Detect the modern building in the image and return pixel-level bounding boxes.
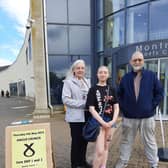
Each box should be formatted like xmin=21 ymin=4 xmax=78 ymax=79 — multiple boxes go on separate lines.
xmin=0 ymin=0 xmax=168 ymax=119
xmin=0 ymin=28 xmax=34 ymax=100
xmin=95 ymin=0 xmax=168 ymax=119
xmin=45 ymin=0 xmax=92 ymax=105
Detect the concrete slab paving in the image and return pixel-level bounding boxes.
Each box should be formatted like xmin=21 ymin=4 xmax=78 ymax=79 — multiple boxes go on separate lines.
xmin=1 ymin=97 xmax=168 ymax=168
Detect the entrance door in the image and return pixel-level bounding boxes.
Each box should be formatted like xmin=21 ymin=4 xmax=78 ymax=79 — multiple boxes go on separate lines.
xmin=145 ymin=59 xmax=168 ymax=120
xmin=117 ymin=58 xmax=168 ymax=119
xmin=160 ymin=59 xmax=168 ymax=119
xmin=117 ymin=64 xmax=128 ymax=84
xmin=144 ymin=59 xmax=158 ymax=73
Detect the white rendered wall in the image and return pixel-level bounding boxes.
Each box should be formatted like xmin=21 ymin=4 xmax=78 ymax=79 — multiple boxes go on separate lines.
xmin=0 ymin=29 xmax=35 ymax=100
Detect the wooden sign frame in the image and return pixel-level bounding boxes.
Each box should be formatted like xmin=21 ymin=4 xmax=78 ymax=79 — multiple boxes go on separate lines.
xmin=5 ymin=122 xmax=53 ymax=168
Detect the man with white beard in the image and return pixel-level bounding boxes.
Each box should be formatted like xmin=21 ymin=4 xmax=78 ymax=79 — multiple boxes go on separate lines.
xmin=115 ymin=51 xmax=163 ymax=168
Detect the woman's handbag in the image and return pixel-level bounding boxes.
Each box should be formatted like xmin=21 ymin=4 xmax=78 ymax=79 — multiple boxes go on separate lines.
xmin=82 ymin=117 xmax=100 ymax=142
xmin=82 ymin=86 xmax=110 ymax=142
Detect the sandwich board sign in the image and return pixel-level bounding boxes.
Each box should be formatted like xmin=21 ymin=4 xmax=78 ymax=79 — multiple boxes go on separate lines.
xmin=5 ymin=122 xmax=53 ymax=168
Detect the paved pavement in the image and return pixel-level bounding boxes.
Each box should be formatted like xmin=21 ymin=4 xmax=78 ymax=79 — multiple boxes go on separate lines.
xmin=0 ymin=97 xmax=34 ymax=168
xmin=1 ymin=97 xmax=168 ymax=168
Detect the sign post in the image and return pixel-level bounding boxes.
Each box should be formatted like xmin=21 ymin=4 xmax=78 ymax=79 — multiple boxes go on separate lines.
xmin=5 ymin=122 xmax=53 ymax=168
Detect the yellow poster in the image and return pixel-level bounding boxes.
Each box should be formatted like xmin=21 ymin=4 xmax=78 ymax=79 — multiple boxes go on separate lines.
xmin=12 ymin=129 xmax=47 ymax=168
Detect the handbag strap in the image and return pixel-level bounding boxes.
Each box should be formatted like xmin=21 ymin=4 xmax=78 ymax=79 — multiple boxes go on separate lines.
xmin=101 ymin=85 xmax=110 ymax=117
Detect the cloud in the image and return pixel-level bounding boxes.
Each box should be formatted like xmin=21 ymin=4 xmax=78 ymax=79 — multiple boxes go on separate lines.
xmin=0 ymin=43 xmax=21 ymax=64
xmin=0 ymin=58 xmax=12 ymax=66
xmin=0 ymin=41 xmax=21 ymax=55
xmin=0 ymin=0 xmax=29 ymax=36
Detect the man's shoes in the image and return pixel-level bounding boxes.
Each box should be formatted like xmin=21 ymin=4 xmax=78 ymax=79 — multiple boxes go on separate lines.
xmin=115 ymin=160 xmax=127 ymax=168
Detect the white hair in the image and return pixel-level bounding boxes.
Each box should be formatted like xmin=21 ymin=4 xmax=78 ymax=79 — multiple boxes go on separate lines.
xmin=131 ymin=51 xmax=144 ymax=60
xmin=66 ymin=59 xmax=86 ymax=79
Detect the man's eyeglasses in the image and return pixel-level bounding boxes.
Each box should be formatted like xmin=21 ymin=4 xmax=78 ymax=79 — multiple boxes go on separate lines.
xmin=132 ymin=58 xmax=143 ymax=62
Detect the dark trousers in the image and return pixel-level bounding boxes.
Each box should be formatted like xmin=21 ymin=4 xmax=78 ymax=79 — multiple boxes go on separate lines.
xmin=69 ymin=122 xmax=88 ymax=167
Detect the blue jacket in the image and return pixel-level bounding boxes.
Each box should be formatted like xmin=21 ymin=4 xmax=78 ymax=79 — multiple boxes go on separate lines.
xmin=118 ymin=69 xmax=163 ymax=119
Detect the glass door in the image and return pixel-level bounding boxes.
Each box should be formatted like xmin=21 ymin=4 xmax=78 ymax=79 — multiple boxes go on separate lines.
xmin=117 ymin=64 xmax=128 ymax=84
xmin=144 ymin=59 xmax=158 ymax=74
xmin=144 ymin=59 xmax=160 ymax=118
xmin=160 ymin=59 xmax=168 ymax=118
xmin=118 ymin=58 xmax=168 ymax=119
xmin=145 ymin=58 xmax=168 ymax=120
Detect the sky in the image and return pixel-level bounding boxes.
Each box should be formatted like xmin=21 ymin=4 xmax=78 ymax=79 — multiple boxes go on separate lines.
xmin=0 ymin=0 xmax=29 ymax=66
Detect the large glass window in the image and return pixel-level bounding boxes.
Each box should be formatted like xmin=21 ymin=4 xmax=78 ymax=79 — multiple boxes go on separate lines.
xmin=105 ymin=12 xmax=125 ymax=48
xmin=47 ymin=25 xmax=68 ymax=54
xmin=127 ymin=0 xmax=147 ymax=6
xmin=99 ymin=53 xmax=105 ymax=66
xmin=150 ymin=0 xmax=168 ymax=40
xmin=49 ymin=55 xmax=90 ymax=104
xmin=102 ymin=57 xmax=112 ymax=83
xmin=28 ymin=35 xmax=32 ymax=61
xmin=126 ymin=4 xmax=148 ymax=44
xmin=46 ymin=0 xmax=67 ymax=23
xmin=105 ymin=16 xmax=112 ymax=48
xmin=49 ymin=55 xmax=71 ymax=105
xmin=80 ymin=56 xmax=91 ymax=78
xmin=26 ymin=48 xmax=28 ymax=64
xmin=105 ymin=0 xmax=125 ymax=16
xmin=104 ymin=57 xmax=112 ymax=75
xmin=49 ymin=55 xmax=90 ymax=78
xmin=9 ymin=83 xmax=18 ymax=96
xmin=18 ymin=81 xmax=26 ymax=96
xmin=96 ymin=0 xmax=103 ymax=20
xmin=97 ymin=21 xmax=104 ymax=52
xmin=49 ymin=56 xmax=74 ymax=78
xmin=69 ymin=26 xmax=91 ymax=55
xmin=68 ymin=0 xmax=90 ymax=24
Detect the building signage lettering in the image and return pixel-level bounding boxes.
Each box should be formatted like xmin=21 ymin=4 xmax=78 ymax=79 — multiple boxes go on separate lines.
xmin=136 ymin=41 xmax=168 ymax=58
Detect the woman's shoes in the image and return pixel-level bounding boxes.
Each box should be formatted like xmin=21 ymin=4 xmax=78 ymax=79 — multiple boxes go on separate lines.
xmin=84 ymin=162 xmax=92 ymax=168
xmin=72 ymin=162 xmax=92 ymax=168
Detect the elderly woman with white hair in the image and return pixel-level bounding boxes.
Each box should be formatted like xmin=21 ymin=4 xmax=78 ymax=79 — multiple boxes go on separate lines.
xmin=62 ymin=59 xmax=91 ymax=168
